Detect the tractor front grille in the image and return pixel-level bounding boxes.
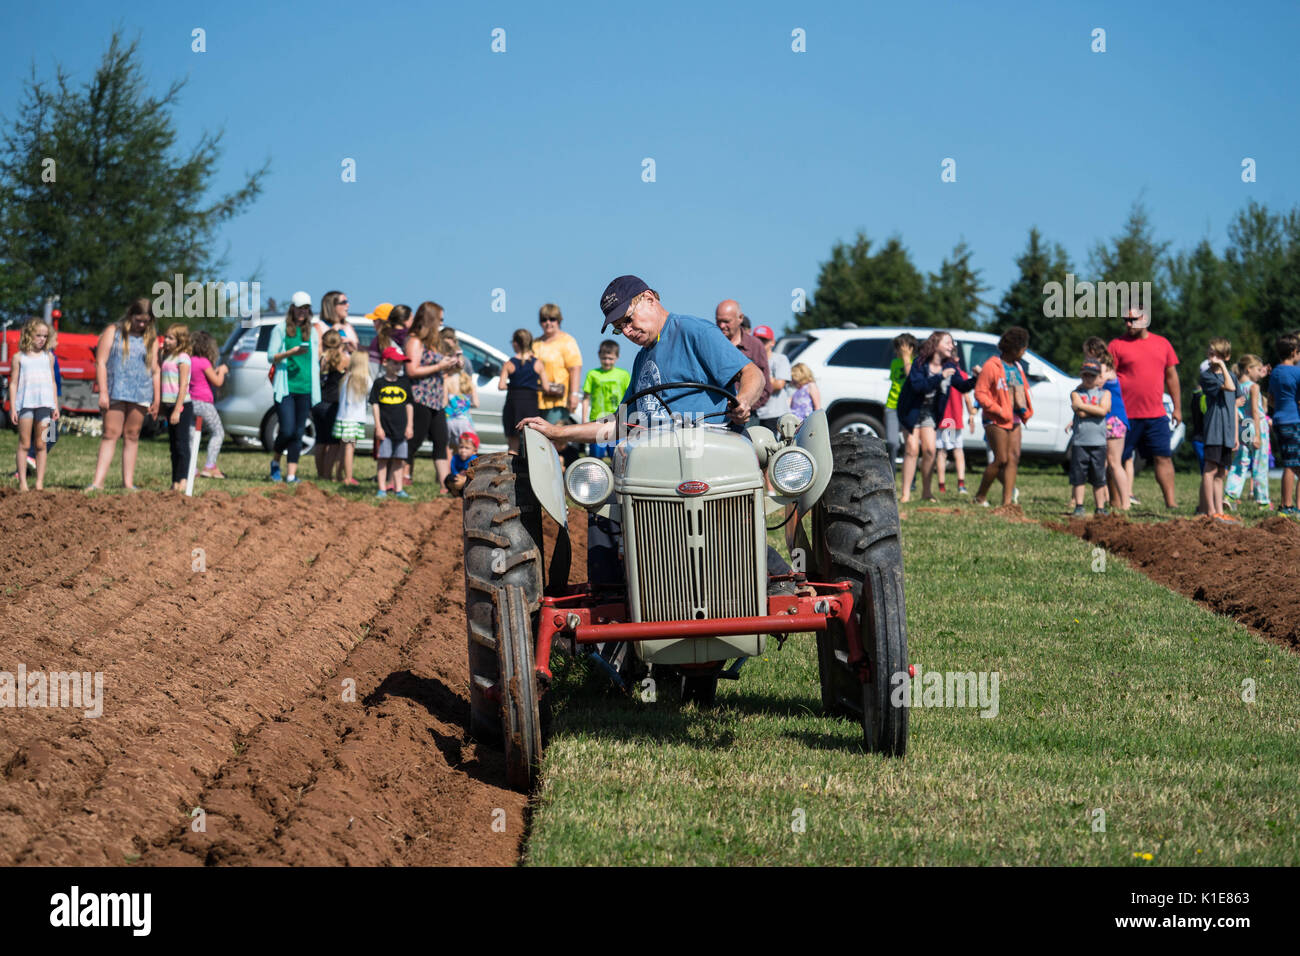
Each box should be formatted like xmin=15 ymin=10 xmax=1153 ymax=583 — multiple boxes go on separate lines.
xmin=629 ymin=492 xmax=760 ymax=622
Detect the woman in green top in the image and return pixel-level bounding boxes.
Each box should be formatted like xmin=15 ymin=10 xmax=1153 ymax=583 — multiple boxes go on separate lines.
xmin=267 ymin=293 xmax=322 ymax=483
xmin=885 ymin=333 xmax=917 ymax=472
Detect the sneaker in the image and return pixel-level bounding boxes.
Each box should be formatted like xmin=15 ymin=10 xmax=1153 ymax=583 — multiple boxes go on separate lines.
xmin=1129 ymin=494 xmax=1142 ymax=507
xmin=938 ymin=483 xmax=947 ymax=493
xmin=285 ymin=475 xmax=300 ymax=485
xmin=375 ymin=489 xmax=387 ymax=499
xmin=1218 ymin=513 xmax=1240 ymax=523
xmin=1072 ymin=505 xmax=1086 ymax=517
xmin=958 ymin=483 xmax=968 ymax=494
xmin=1012 ymin=487 xmax=1020 ymax=504
xmin=394 ymin=490 xmax=411 ymax=499
xmin=1095 ymin=506 xmax=1109 ymax=517
xmin=342 ymin=478 xmax=361 ymax=487
xmin=1224 ymin=496 xmax=1238 ymax=512
xmin=974 ymin=498 xmax=990 ymax=508
xmin=269 ymin=461 xmax=282 ymax=482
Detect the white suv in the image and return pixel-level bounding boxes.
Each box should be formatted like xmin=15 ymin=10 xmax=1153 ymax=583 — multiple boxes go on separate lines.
xmin=215 ymin=317 xmax=509 ymax=453
xmin=776 ymin=327 xmax=1184 ymax=460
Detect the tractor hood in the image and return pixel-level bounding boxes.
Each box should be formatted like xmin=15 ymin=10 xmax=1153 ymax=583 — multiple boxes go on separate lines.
xmin=614 ymin=424 xmax=762 ymax=497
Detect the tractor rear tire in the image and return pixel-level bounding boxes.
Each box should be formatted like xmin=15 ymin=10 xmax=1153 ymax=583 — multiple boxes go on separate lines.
xmin=462 ymin=452 xmax=546 ymax=791
xmin=811 ymin=432 xmax=909 ymax=756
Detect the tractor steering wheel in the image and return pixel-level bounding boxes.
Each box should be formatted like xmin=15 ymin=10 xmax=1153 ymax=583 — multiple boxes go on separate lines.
xmin=621 ymin=381 xmax=739 ymax=424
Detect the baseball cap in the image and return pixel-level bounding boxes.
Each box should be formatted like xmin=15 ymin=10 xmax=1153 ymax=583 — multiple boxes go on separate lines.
xmin=291 ymin=291 xmax=312 ymax=309
xmin=1081 ymin=360 xmax=1101 ymax=375
xmin=599 ymin=275 xmax=650 ymax=331
xmin=459 ymin=431 xmax=480 ymax=450
xmin=381 ymin=346 xmax=407 ymax=363
xmin=753 ymin=325 xmax=775 ymax=341
xmin=366 ymin=302 xmax=394 ymax=322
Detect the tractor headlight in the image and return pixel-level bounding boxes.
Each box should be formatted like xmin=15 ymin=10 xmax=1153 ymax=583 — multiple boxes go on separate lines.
xmin=565 ymin=457 xmax=614 ymax=508
xmin=768 ymin=447 xmax=815 ymax=496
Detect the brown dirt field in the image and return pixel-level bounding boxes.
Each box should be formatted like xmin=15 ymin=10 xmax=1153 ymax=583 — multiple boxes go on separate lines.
xmin=0 ymin=484 xmax=587 ymax=866
xmin=1059 ymin=514 xmax=1300 ymax=652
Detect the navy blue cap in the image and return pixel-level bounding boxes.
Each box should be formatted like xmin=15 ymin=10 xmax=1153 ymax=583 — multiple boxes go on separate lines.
xmin=599 ymin=275 xmax=650 ymax=331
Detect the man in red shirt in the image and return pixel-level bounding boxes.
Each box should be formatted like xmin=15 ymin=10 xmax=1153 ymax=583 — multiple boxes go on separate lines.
xmin=715 ymin=299 xmax=772 ymax=413
xmin=1108 ymin=308 xmax=1182 ymax=509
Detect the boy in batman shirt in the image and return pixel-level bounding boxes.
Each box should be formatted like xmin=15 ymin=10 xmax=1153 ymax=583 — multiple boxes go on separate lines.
xmin=371 ymin=346 xmax=415 ymax=498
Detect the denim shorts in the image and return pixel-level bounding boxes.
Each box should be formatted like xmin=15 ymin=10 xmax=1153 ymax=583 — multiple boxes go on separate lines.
xmin=1275 ymin=421 xmax=1300 ymax=469
xmin=377 ymin=437 xmax=409 ymax=460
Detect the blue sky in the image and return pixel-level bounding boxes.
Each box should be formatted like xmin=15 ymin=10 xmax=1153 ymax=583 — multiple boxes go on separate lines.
xmin=2 ymin=0 xmax=1297 ymax=361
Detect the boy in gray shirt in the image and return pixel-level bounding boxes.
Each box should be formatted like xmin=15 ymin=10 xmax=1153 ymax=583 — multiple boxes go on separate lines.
xmin=1069 ymin=360 xmax=1113 ymax=516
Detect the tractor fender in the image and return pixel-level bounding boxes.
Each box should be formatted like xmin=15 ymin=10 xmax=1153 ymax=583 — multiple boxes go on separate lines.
xmin=794 ymin=409 xmax=832 ymax=519
xmin=523 ymin=426 xmax=568 ymax=528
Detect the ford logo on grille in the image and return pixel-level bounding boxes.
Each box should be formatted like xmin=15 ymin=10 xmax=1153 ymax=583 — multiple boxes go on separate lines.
xmin=677 ymin=480 xmax=709 ymax=496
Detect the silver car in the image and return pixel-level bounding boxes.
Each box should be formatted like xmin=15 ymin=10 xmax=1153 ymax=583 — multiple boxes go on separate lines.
xmin=215 ymin=316 xmax=509 ymax=453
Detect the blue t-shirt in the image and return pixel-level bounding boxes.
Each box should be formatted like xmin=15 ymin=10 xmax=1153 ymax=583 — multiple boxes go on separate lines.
xmin=450 ymin=452 xmax=478 ymax=477
xmin=621 ymin=313 xmax=750 ymax=423
xmin=1269 ymin=364 xmax=1300 ymax=425
xmin=1102 ymin=377 xmax=1127 ymax=426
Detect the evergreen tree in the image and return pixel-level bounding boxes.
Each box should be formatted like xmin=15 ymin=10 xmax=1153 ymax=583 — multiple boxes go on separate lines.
xmin=794 ymin=232 xmax=925 ymax=331
xmin=0 ymin=31 xmax=268 ymax=329
xmin=1088 ymin=199 xmax=1173 ymax=337
xmin=1226 ymin=200 xmax=1300 ymax=356
xmin=925 ymin=240 xmax=988 ymax=331
xmin=1167 ymin=239 xmax=1249 ymax=365
xmin=990 ymin=227 xmax=1075 ymax=369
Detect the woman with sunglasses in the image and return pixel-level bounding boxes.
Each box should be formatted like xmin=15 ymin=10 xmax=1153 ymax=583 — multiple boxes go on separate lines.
xmin=319 ymin=290 xmax=359 ymax=352
xmin=267 ymin=291 xmax=321 ymax=483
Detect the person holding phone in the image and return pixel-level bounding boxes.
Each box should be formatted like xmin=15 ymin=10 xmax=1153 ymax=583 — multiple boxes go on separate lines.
xmin=267 ymin=291 xmax=321 ymax=483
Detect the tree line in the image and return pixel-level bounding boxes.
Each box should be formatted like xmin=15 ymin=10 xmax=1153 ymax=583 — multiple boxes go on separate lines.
xmin=794 ymin=199 xmax=1300 ymax=382
xmin=0 ymin=32 xmax=266 ymax=333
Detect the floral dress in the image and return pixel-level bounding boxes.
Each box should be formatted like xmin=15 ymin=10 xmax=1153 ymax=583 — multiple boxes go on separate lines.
xmin=790 ymin=384 xmax=814 ymax=422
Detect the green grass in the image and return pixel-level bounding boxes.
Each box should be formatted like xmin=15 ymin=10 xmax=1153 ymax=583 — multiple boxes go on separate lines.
xmin=11 ymin=427 xmax=1297 ymax=863
xmin=950 ymin=454 xmax=1285 ymax=526
xmin=0 ymin=426 xmax=453 ymax=503
xmin=525 ymin=469 xmax=1300 ymax=866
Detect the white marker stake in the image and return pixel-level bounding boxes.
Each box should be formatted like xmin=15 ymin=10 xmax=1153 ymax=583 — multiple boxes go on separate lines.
xmin=185 ymin=422 xmax=202 ymax=496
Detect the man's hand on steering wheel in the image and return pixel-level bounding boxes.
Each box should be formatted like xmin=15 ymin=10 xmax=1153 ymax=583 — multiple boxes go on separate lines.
xmin=621 ymin=381 xmax=740 ymax=426
xmin=727 ymin=397 xmax=752 ymax=425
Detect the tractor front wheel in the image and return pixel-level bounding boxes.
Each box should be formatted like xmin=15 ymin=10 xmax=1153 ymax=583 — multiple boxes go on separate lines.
xmin=811 ymin=432 xmax=909 ymax=756
xmin=462 ymin=452 xmax=546 ymax=791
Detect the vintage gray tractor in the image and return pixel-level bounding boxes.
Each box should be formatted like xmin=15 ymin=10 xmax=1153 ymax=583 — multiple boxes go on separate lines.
xmin=461 ymin=382 xmax=909 ymax=790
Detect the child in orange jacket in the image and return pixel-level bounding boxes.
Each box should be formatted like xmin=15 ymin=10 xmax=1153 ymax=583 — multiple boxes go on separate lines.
xmin=973 ymin=327 xmax=1033 ymax=507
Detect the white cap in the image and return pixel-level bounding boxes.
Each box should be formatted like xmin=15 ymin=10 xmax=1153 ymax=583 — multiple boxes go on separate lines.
xmin=291 ymin=290 xmax=312 ymax=309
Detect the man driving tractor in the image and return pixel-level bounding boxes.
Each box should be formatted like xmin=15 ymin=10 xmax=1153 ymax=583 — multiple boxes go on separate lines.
xmin=515 ymin=274 xmax=788 ymax=590
xmin=514 ymin=275 xmax=766 ymax=443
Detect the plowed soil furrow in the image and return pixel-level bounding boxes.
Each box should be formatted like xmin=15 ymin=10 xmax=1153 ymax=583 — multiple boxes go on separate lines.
xmin=1057 ymin=513 xmax=1300 ymax=651
xmin=0 ymin=486 xmax=533 ymax=867
xmin=13 ymin=505 xmax=439 ymax=865
xmin=0 ymin=492 xmax=140 ymax=589
xmin=0 ymin=495 xmax=374 ymax=844
xmin=145 ymin=522 xmax=526 ymax=866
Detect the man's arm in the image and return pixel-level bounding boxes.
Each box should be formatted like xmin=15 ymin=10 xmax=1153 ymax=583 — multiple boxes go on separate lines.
xmin=1164 ymin=365 xmax=1181 ymax=424
xmin=730 ymin=362 xmax=764 ymax=423
xmin=519 ymin=413 xmax=617 ymax=445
